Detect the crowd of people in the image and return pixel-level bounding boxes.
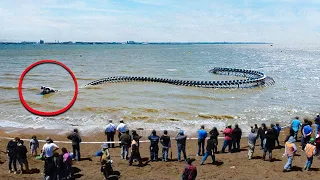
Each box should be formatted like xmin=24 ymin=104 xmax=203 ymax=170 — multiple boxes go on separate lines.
xmin=3 ymin=115 xmax=320 ymax=179
xmin=5 ymin=130 xmax=79 ymax=180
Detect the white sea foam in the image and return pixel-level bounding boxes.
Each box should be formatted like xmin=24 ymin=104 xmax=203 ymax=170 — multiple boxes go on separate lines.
xmin=166 ymin=69 xmax=177 ymax=72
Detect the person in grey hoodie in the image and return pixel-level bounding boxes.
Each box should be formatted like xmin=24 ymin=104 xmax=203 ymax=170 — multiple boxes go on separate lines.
xmin=248 ymin=129 xmax=258 ymax=160
xmin=67 ymin=129 xmax=82 ymax=161
xmin=175 ymin=130 xmax=187 ymax=162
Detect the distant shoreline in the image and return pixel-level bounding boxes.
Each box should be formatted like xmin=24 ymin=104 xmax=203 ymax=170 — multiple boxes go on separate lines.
xmin=0 ymin=41 xmax=272 ymax=45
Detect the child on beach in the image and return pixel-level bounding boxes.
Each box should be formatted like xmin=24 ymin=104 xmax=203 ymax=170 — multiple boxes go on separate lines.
xmin=283 ymin=136 xmax=297 ymax=172
xmin=304 ymin=138 xmax=317 ymax=171
xmin=30 ymin=135 xmax=39 ymax=156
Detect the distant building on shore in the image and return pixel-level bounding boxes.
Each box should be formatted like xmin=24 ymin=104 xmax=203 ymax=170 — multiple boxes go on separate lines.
xmin=21 ymin=41 xmax=36 ymax=44
xmin=39 ymin=39 xmax=44 ymax=44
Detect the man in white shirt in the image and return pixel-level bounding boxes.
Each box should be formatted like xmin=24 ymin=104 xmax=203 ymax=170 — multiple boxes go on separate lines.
xmin=105 ymin=120 xmax=116 ymax=148
xmin=116 ymin=120 xmax=127 ymax=147
xmin=42 ymin=137 xmax=59 ymax=179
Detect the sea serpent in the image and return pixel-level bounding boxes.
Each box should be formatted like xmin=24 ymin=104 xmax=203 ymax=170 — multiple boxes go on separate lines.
xmin=84 ymin=67 xmax=275 ymax=88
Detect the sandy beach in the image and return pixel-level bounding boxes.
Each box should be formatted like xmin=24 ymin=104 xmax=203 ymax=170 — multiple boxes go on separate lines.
xmin=0 ymin=127 xmax=320 ymax=180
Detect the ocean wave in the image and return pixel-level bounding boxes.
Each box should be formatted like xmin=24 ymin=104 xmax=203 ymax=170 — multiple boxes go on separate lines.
xmin=76 ymin=77 xmax=96 ymax=81
xmin=78 ymin=107 xmax=124 ymax=113
xmin=166 ymin=69 xmax=177 ymax=72
xmin=3 ymin=73 xmax=18 ymax=76
xmin=198 ymin=113 xmax=236 ymax=119
xmin=1 ymin=77 xmax=19 ymax=80
xmin=0 ymin=85 xmax=18 ymax=90
xmin=83 ymin=85 xmax=103 ymax=89
xmin=0 ymin=86 xmax=39 ymax=91
xmin=1 ymin=99 xmax=23 ymax=105
xmin=25 ymin=74 xmax=42 ymax=77
xmin=173 ymin=94 xmax=224 ymax=101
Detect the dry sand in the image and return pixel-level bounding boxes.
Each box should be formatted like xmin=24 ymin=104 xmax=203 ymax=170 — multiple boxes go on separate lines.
xmin=0 ymin=127 xmax=320 ymax=180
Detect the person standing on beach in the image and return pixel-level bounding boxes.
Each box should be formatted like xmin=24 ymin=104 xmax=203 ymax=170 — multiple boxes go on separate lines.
xmin=67 ymin=129 xmax=82 ymax=161
xmin=221 ymin=125 xmax=232 ymax=153
xmin=105 ymin=120 xmax=116 ymax=148
xmin=263 ymin=124 xmax=277 ymax=161
xmin=132 ymin=130 xmax=142 ymax=147
xmin=258 ymin=123 xmax=268 ymax=150
xmin=248 ymin=129 xmax=258 ymax=160
xmin=232 ymin=124 xmax=242 ymax=152
xmin=315 ymin=115 xmax=320 ymax=135
xmin=148 ymin=130 xmax=160 ymax=161
xmin=291 ymin=116 xmax=301 ymax=141
xmin=60 ymin=147 xmax=73 ymax=179
xmin=16 ymin=140 xmax=29 ymax=173
xmin=304 ymin=138 xmax=317 ymax=171
xmin=209 ymin=127 xmax=219 ymax=153
xmin=42 ymin=137 xmax=59 ymax=179
xmin=254 ymin=124 xmax=259 ymax=133
xmin=302 ymin=121 xmax=313 ymax=150
xmin=274 ymin=123 xmax=282 ymax=148
xmin=182 ymin=158 xmax=197 ymax=180
xmin=117 ymin=120 xmax=127 ymax=147
xmin=119 ymin=129 xmax=131 ymax=159
xmin=175 ymin=130 xmax=187 ymax=162
xmin=197 ymin=125 xmax=207 ymax=156
xmin=300 ymin=119 xmax=309 ymax=148
xmin=30 ymin=135 xmax=39 ymax=156
xmin=283 ymin=136 xmax=297 ymax=172
xmin=160 ymin=130 xmax=171 ymax=162
xmin=7 ymin=137 xmax=19 ymax=174
xmin=129 ymin=137 xmax=143 ymax=166
xmin=200 ymin=135 xmax=216 ymax=165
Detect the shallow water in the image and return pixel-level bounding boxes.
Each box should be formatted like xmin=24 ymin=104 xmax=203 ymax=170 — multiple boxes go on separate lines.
xmin=0 ymin=44 xmax=319 ymax=135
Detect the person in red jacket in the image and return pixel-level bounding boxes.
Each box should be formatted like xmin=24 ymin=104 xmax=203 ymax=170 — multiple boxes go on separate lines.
xmin=182 ymin=158 xmax=197 ymax=180
xmin=221 ymin=125 xmax=233 ymax=153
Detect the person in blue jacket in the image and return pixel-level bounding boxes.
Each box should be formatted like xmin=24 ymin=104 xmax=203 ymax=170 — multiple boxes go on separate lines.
xmin=148 ymin=130 xmax=160 ymax=161
xmin=274 ymin=123 xmax=282 ymax=148
xmin=197 ymin=125 xmax=207 ymax=156
xmin=291 ymin=117 xmax=301 ymax=141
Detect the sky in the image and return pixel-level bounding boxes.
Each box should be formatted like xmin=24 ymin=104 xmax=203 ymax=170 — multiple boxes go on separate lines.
xmin=0 ymin=0 xmax=320 ymax=44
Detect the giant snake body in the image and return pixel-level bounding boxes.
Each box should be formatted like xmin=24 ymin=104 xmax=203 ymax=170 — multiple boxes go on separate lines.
xmin=84 ymin=67 xmax=275 ymax=89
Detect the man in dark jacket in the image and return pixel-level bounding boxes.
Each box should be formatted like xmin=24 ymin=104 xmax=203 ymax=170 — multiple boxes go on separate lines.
xmin=258 ymin=123 xmax=268 ymax=150
xmin=263 ymin=124 xmax=277 ymax=161
xmin=119 ymin=129 xmax=131 ymax=159
xmin=232 ymin=124 xmax=242 ymax=152
xmin=200 ymin=135 xmax=216 ymax=165
xmin=7 ymin=137 xmax=19 ymax=174
xmin=160 ymin=130 xmax=171 ymax=162
xmin=67 ymin=129 xmax=82 ymax=161
xmin=148 ymin=130 xmax=160 ymax=161
xmin=209 ymin=127 xmax=219 ymax=153
xmin=175 ymin=130 xmax=187 ymax=162
xmin=16 ymin=140 xmax=29 ymax=173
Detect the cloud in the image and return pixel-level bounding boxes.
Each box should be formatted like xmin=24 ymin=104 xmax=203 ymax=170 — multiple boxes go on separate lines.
xmin=0 ymin=0 xmax=319 ymax=43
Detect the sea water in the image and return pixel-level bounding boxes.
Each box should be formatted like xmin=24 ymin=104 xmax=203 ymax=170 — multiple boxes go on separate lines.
xmin=0 ymin=44 xmax=319 ymax=135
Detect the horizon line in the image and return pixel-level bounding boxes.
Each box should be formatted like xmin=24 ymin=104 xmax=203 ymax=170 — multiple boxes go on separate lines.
xmin=0 ymin=40 xmax=273 ymax=44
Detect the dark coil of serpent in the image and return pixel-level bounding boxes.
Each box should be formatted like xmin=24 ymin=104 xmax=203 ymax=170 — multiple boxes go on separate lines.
xmin=84 ymin=67 xmax=275 ymax=88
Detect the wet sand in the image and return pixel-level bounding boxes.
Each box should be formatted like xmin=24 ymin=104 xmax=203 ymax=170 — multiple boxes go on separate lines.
xmin=0 ymin=128 xmax=320 ymax=180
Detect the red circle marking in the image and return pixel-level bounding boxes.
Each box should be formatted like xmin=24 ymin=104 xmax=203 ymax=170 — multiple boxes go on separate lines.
xmin=18 ymin=60 xmax=78 ymax=116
